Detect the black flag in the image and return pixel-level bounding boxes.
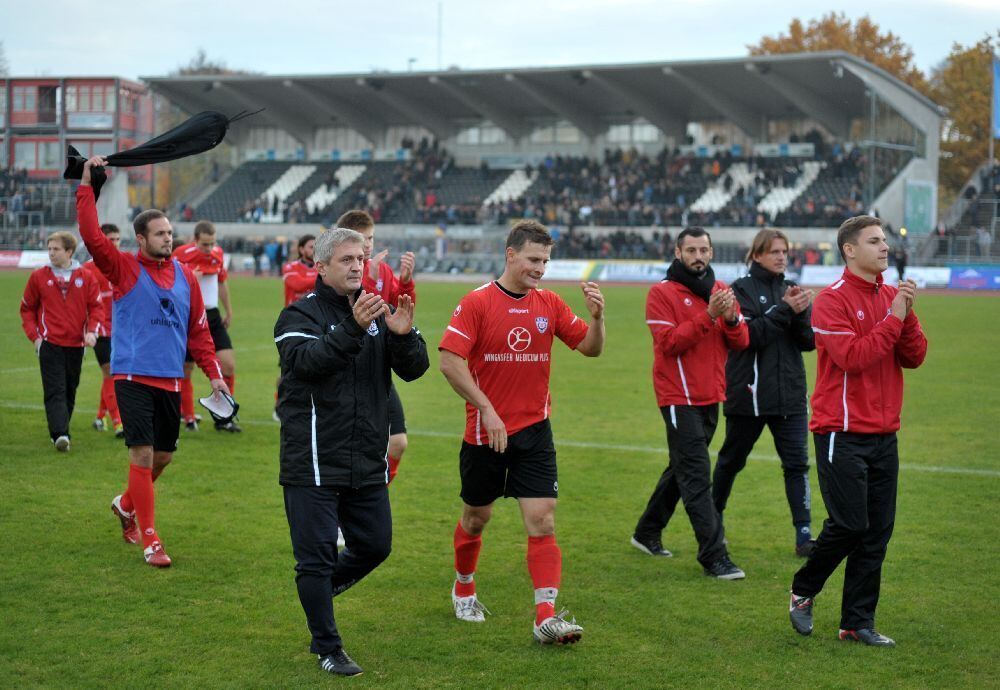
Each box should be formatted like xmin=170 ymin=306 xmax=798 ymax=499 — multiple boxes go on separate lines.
xmin=63 ymin=110 xmax=260 ymax=199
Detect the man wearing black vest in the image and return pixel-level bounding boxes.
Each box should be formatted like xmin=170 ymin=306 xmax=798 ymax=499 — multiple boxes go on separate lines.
xmin=712 ymin=229 xmax=817 ymax=556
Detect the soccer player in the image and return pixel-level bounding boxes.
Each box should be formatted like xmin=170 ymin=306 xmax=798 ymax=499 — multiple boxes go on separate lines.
xmin=712 ymin=228 xmax=817 ymax=557
xmin=438 ymin=220 xmax=605 ymax=645
xmin=275 ymin=233 xmax=318 ymax=421
xmin=282 ymin=234 xmax=317 ymax=306
xmin=173 ymin=221 xmax=238 ymax=432
xmin=336 ymin=210 xmax=415 ymax=484
xmin=20 ymin=231 xmax=101 ymax=451
xmin=788 ymin=216 xmax=927 ymax=647
xmin=274 ymin=228 xmax=429 ymax=677
xmin=630 ymin=227 xmax=749 ymax=579
xmin=77 ymin=155 xmax=228 ymax=568
xmin=84 ymin=223 xmax=124 ymax=437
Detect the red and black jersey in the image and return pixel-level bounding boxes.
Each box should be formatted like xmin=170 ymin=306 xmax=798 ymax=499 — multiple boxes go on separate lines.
xmin=809 ymin=269 xmax=927 ymax=435
xmin=83 ymin=259 xmax=114 ymax=336
xmin=439 ymin=281 xmax=588 ymax=444
xmin=20 ymin=263 xmax=102 ymax=347
xmin=282 ymin=259 xmax=318 ymax=306
xmin=645 ymin=278 xmax=749 ymax=407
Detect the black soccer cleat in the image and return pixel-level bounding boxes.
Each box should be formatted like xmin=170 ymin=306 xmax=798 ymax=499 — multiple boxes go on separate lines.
xmin=789 ymin=593 xmax=814 ymax=635
xmin=703 ymin=556 xmax=745 ymax=580
xmin=630 ymin=534 xmax=673 ymax=557
xmin=214 ymin=420 xmax=242 ymax=433
xmin=318 ymin=648 xmax=363 ymax=676
xmin=795 ymin=539 xmax=817 ymax=558
xmin=839 ymin=628 xmax=896 ymax=647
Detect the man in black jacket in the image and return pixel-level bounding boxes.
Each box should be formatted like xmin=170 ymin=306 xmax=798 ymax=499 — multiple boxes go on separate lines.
xmin=712 ymin=229 xmax=817 ymax=556
xmin=274 ymin=227 xmax=429 ymax=678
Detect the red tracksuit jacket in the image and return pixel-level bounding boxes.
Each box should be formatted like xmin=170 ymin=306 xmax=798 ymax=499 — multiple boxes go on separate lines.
xmin=363 ymin=260 xmax=415 ymax=306
xmin=20 ymin=264 xmax=102 ymax=347
xmin=809 ymin=269 xmax=928 ymax=435
xmin=647 ymin=278 xmax=750 ymax=407
xmin=83 ymin=259 xmax=113 ymax=336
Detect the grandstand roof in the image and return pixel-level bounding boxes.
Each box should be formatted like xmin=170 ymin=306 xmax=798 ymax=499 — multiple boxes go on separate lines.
xmin=144 ymin=51 xmax=942 ymax=144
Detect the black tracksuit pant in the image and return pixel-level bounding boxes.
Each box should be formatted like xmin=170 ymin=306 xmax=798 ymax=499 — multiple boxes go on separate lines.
xmin=792 ymin=432 xmax=898 ymax=631
xmin=283 ymin=483 xmax=392 ymax=655
xmin=38 ymin=341 xmax=84 ymax=441
xmin=712 ymin=414 xmax=811 ymax=528
xmin=634 ymin=404 xmax=727 ymax=568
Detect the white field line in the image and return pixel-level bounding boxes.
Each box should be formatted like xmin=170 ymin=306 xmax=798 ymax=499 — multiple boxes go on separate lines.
xmin=2 ymin=400 xmax=996 ymax=479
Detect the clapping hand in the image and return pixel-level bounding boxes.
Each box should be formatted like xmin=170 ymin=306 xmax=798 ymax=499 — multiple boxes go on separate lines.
xmin=782 ymin=285 xmax=812 ymax=314
xmin=352 ymin=291 xmax=388 ymax=329
xmin=399 ymin=251 xmax=416 ymax=283
xmin=368 ymin=249 xmax=388 ymax=282
xmin=580 ymin=281 xmax=605 ymax=319
xmin=385 ymin=295 xmax=415 ymax=335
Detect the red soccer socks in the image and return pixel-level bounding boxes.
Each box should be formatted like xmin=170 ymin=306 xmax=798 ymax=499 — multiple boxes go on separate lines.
xmin=454 ymin=521 xmax=482 ymax=597
xmin=387 ymin=456 xmax=401 ymax=484
xmin=126 ymin=464 xmax=157 ymax=548
xmin=180 ymin=375 xmax=195 ymax=422
xmin=527 ymin=534 xmax=562 ymax=625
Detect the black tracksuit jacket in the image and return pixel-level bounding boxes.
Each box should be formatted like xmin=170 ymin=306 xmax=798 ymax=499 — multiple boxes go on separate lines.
xmin=723 ymin=262 xmax=815 ymax=417
xmin=274 ymin=278 xmax=429 ymax=488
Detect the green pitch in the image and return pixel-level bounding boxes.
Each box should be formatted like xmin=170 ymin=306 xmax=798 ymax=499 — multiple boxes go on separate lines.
xmin=1 ymin=272 xmax=997 ymax=688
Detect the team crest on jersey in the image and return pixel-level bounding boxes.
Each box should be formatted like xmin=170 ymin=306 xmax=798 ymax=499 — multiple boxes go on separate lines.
xmin=535 ymin=316 xmax=549 ymax=333
xmin=75 ymin=278 xmax=84 ymax=288
xmin=684 ymin=297 xmax=693 ymax=306
xmin=367 ymin=320 xmax=379 ymax=336
xmin=856 ymin=310 xmax=865 ymax=320
xmin=453 ymin=304 xmax=462 ymax=316
xmin=376 ymin=279 xmax=384 ymax=292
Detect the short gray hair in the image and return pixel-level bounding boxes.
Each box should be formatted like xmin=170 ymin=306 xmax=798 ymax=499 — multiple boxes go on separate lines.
xmin=315 ymin=227 xmax=364 ymax=264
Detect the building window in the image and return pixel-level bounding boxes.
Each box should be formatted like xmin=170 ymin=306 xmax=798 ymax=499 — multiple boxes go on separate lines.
xmin=39 ymin=141 xmax=61 ymax=170
xmin=633 ymin=122 xmax=660 ymax=143
xmin=529 ymin=125 xmax=555 ymax=144
xmin=0 ymin=86 xmax=6 ymax=114
xmin=66 ymin=85 xmax=77 ymax=111
xmin=92 ymin=141 xmax=114 ymax=157
xmin=13 ymin=86 xmax=38 ymax=112
xmin=105 ymin=86 xmax=117 ymax=112
xmin=555 ymin=122 xmax=580 ymax=144
xmin=14 ymin=141 xmax=37 ymax=169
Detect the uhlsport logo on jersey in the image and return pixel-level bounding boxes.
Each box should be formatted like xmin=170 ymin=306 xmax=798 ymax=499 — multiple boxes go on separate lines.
xmin=507 ymin=327 xmax=531 ymax=352
xmin=535 ymin=316 xmax=549 ymax=333
xmin=856 ymin=310 xmax=865 ymax=320
xmin=759 ymin=295 xmax=767 ymax=303
xmin=684 ymin=297 xmax=693 ymax=306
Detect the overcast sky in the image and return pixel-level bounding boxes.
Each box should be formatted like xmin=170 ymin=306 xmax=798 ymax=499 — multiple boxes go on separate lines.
xmin=3 ymin=0 xmax=998 ymax=81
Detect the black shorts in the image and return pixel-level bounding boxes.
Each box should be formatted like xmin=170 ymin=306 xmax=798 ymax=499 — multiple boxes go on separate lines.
xmin=459 ymin=419 xmax=557 ymax=506
xmin=388 ymin=382 xmax=406 ymax=435
xmin=115 ymin=380 xmax=181 ymax=452
xmin=186 ymin=308 xmax=232 ymax=362
xmin=93 ymin=336 xmax=112 ymax=366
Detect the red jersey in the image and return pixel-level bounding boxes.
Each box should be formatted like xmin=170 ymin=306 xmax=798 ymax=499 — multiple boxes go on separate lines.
xmin=20 ymin=263 xmax=102 ymax=347
xmin=363 ymin=260 xmax=415 ymax=307
xmin=809 ymin=269 xmax=927 ymax=435
xmin=439 ymin=281 xmax=589 ymax=444
xmin=76 ymin=186 xmax=221 ymax=392
xmin=173 ymin=243 xmax=228 ymax=310
xmin=282 ymin=259 xmax=318 ymax=306
xmin=83 ymin=259 xmax=113 ymax=336
xmin=646 ymin=278 xmax=749 ymax=407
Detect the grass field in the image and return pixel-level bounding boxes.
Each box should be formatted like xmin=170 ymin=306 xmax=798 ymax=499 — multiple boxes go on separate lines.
xmin=1 ymin=270 xmax=998 ymax=688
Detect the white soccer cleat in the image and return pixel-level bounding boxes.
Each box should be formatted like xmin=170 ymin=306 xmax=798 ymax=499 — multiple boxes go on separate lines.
xmin=54 ymin=435 xmax=70 ymax=452
xmin=336 ymin=527 xmax=346 ymax=549
xmin=533 ymin=609 xmax=583 ymax=645
xmin=452 ymin=584 xmax=491 ymax=622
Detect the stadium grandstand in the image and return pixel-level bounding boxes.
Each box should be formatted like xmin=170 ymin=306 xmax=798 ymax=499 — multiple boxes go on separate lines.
xmin=4 ymin=52 xmax=998 ymax=274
